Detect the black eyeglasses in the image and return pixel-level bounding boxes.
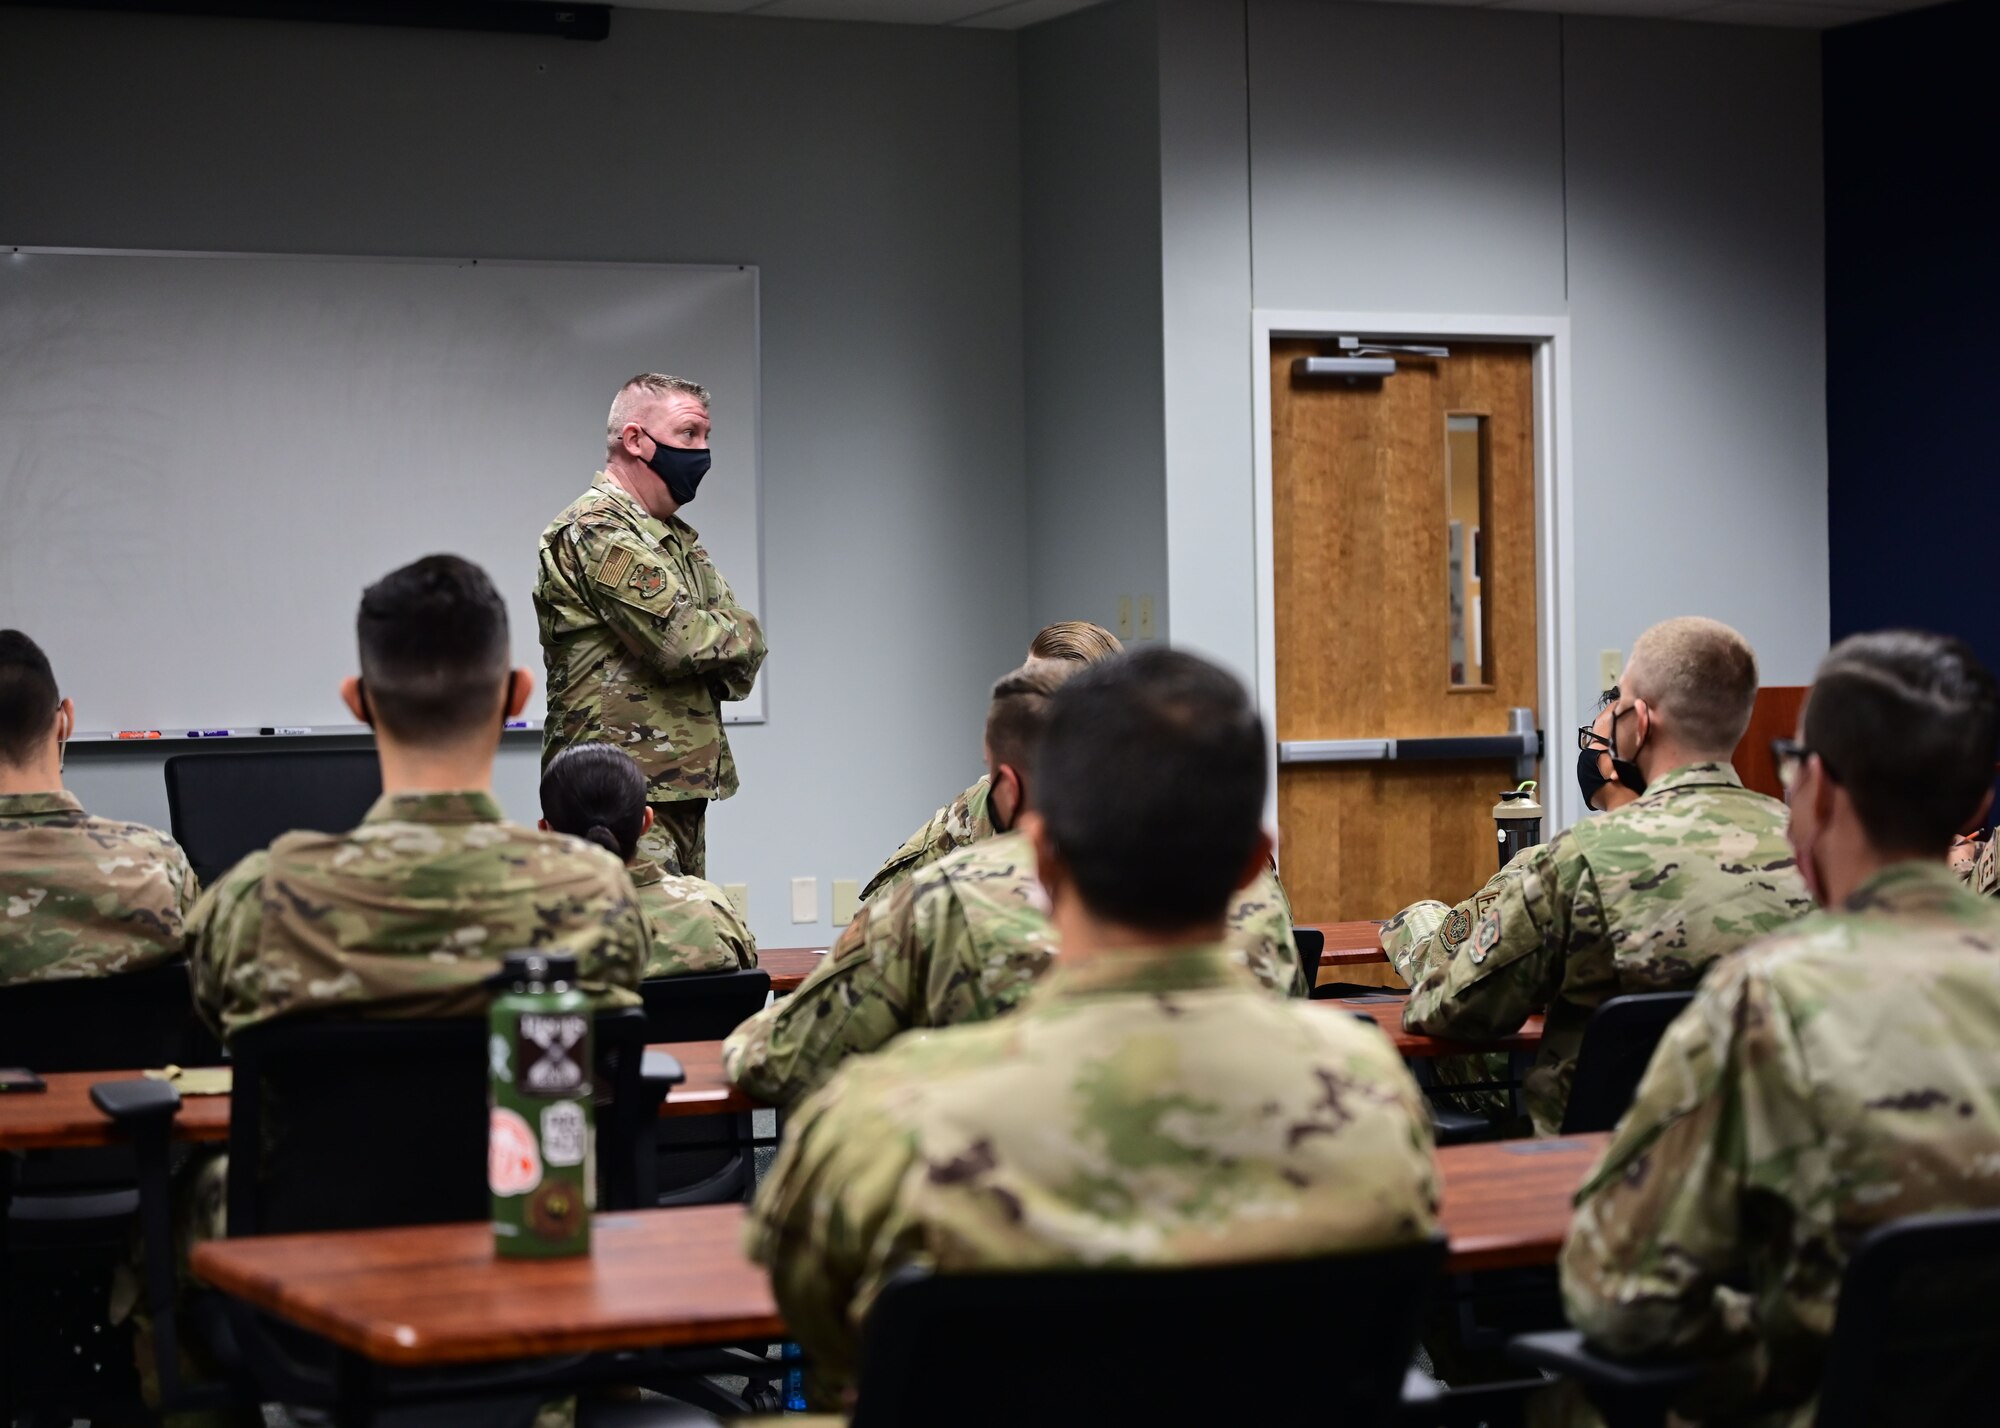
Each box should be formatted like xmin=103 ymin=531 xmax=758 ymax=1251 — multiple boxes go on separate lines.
xmin=1577 ymin=687 xmax=1620 ymax=753
xmin=1771 ymin=738 xmax=1838 ymax=792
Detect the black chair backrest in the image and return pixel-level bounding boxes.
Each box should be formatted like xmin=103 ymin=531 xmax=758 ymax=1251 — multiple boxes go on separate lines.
xmin=1558 ymin=991 xmax=1695 ymax=1135
xmin=0 ymin=960 xmax=219 ymax=1071
xmin=225 ymin=1007 xmax=650 ymax=1238
xmin=638 ymin=967 xmax=772 ymax=1043
xmin=164 ymin=750 xmax=381 ymax=887
xmin=850 ymin=1239 xmax=1445 ymax=1428
xmin=1817 ymin=1209 xmax=2000 ymax=1428
xmin=1292 ymin=927 xmax=1325 ymax=996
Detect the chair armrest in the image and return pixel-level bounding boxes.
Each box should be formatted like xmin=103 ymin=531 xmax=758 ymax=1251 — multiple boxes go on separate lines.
xmin=642 ymin=1050 xmax=687 ymax=1091
xmin=91 ymin=1078 xmax=182 ymax=1126
xmin=1508 ymin=1328 xmax=1703 ymax=1393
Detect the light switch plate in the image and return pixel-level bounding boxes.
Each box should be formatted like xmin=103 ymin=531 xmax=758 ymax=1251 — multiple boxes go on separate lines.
xmin=723 ymin=883 xmax=749 ymax=920
xmin=1138 ymin=596 xmax=1155 ymax=640
xmin=1117 ymin=596 xmax=1133 ymax=639
xmin=831 ymin=879 xmax=861 ymax=927
xmin=1598 ymin=649 xmax=1623 ymax=694
xmin=790 ymin=876 xmax=818 ymax=924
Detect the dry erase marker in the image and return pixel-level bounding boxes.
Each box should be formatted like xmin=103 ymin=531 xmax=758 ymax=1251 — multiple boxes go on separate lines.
xmin=504 ymin=720 xmax=531 ymax=730
xmin=115 ymin=730 xmax=162 ymax=740
xmin=259 ymin=726 xmax=315 ymax=736
xmin=186 ymin=729 xmax=234 ymax=738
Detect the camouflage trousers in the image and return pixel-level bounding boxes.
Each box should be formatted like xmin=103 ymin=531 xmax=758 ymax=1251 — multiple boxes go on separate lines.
xmin=642 ymin=799 xmax=708 ymax=879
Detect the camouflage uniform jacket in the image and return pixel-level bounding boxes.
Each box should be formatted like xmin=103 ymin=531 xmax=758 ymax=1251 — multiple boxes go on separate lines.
xmin=859 ymin=776 xmax=992 ymax=902
xmin=746 ymin=944 xmax=1440 ymax=1407
xmin=1561 ymin=861 xmax=2000 ymax=1427
xmin=724 ymin=830 xmax=1303 ymax=1110
xmin=1958 ymin=834 xmax=1998 ymax=896
xmin=187 ymin=791 xmax=647 ymax=1042
xmin=1383 ymin=763 xmax=1812 ymax=1135
xmin=632 ymin=859 xmax=758 ymax=978
xmin=535 ymin=472 xmax=767 ymax=803
xmin=0 ymin=791 xmax=199 ymax=985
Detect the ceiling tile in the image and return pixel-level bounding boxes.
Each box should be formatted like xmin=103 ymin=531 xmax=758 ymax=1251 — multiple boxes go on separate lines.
xmin=615 ymin=0 xmax=765 ymax=12
xmin=750 ymin=0 xmax=995 ymax=21
xmin=954 ymin=0 xmax=1108 ymax=28
xmin=1680 ymin=1 xmax=1882 ymax=24
xmin=1490 ymin=0 xmax=1714 ymax=16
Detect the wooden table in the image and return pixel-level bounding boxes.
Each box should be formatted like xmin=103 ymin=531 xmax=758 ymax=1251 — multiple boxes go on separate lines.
xmin=1319 ymin=996 xmax=1545 ymax=1060
xmin=759 ymin=945 xmax=825 ymax=995
xmin=189 ymin=1131 xmax=1609 ymax=1378
xmin=0 ymin=1043 xmax=754 ymax=1152
xmin=1307 ymin=920 xmax=1391 ymax=967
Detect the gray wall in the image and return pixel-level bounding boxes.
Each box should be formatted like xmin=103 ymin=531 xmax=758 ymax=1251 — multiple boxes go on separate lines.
xmin=1150 ymin=0 xmax=1828 ymax=761
xmin=0 ymin=4 xmax=1028 ymax=944
xmin=1020 ymin=0 xmax=1167 ymax=642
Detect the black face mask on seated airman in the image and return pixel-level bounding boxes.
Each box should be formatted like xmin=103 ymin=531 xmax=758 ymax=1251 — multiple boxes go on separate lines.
xmin=1577 ymin=699 xmax=1649 ymax=810
xmin=642 ymin=430 xmax=711 ymax=506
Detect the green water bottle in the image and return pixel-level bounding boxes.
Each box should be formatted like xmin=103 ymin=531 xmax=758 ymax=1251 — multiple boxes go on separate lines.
xmin=489 ymin=950 xmax=594 ymax=1258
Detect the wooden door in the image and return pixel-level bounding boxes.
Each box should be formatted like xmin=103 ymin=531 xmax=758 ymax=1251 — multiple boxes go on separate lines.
xmin=1273 ymin=340 xmax=1539 ymax=963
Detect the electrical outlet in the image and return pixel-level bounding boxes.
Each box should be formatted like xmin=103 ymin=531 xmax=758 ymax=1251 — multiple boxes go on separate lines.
xmin=1117 ymin=596 xmax=1133 ymax=639
xmin=1138 ymin=596 xmax=1156 ymax=640
xmin=790 ymin=876 xmax=818 ymax=924
xmin=831 ymin=879 xmax=861 ymax=927
xmin=723 ymin=883 xmax=749 ymax=920
xmin=1598 ymin=649 xmax=1623 ymax=694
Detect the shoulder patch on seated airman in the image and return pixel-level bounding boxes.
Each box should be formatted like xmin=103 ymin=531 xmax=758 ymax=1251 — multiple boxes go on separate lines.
xmin=628 ymin=564 xmax=668 ymax=599
xmin=1470 ymin=907 xmax=1503 ymax=964
xmin=594 ymin=546 xmax=635 ymax=590
xmin=1441 ymin=907 xmax=1474 ymax=951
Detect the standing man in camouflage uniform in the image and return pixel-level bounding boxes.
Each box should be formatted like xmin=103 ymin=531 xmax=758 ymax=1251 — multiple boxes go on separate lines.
xmin=726 ymin=654 xmax=1301 ymax=1111
xmin=535 ymin=373 xmax=766 ymax=878
xmin=860 ymin=621 xmax=1122 ymax=902
xmin=1561 ymin=630 xmax=2000 ymax=1427
xmin=0 ymin=630 xmax=199 ymax=984
xmin=748 ymin=648 xmax=1437 ymax=1410
xmin=189 ymin=556 xmax=648 ymax=1039
xmin=539 ymin=743 xmax=756 ymax=978
xmin=1383 ymin=617 xmax=1812 ymax=1134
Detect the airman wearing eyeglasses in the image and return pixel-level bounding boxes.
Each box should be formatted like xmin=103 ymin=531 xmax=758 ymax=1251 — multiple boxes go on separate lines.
xmin=1382 ymin=617 xmax=1813 ymax=1135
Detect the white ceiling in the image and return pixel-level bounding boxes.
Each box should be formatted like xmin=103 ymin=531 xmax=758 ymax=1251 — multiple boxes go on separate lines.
xmin=616 ymin=0 xmax=1953 ymax=30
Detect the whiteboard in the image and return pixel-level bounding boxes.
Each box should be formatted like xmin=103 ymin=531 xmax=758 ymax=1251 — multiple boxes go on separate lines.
xmin=0 ymin=249 xmax=764 ymax=736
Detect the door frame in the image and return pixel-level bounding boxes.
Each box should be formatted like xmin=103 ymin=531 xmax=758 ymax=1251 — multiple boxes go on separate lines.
xmin=1250 ymin=310 xmax=1581 ymax=833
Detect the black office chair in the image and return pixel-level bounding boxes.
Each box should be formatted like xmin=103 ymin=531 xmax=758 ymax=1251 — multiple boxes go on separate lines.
xmin=0 ymin=958 xmax=220 ymax=1071
xmin=848 ymin=1241 xmax=1446 ymax=1427
xmin=104 ymin=1008 xmax=671 ymax=1421
xmin=164 ymin=749 xmax=381 ymax=887
xmin=639 ymin=969 xmax=771 ymax=1208
xmin=1557 ymin=992 xmax=1694 ymax=1135
xmin=1293 ymin=926 xmax=1325 ymax=997
xmin=1511 ymin=1208 xmax=2000 ymax=1428
xmin=0 ymin=960 xmax=219 ymax=1421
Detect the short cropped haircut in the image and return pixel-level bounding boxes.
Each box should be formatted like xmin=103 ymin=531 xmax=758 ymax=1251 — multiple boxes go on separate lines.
xmin=606 ymin=372 xmax=711 ymax=443
xmin=1623 ymin=617 xmax=1760 ymax=755
xmin=541 ymin=744 xmax=647 ymax=864
xmin=1037 ymin=647 xmax=1267 ymax=931
xmin=0 ymin=630 xmax=60 ymax=766
xmin=1804 ymin=630 xmax=1999 ymax=855
xmin=356 ymin=555 xmax=511 ymax=745
xmin=1028 ymin=621 xmax=1123 ymax=664
xmin=985 ymin=658 xmax=1082 ymax=778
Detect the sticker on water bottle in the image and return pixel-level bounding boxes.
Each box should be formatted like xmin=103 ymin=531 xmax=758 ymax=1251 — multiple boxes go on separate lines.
xmin=490 ymin=1107 xmax=542 ymax=1196
xmin=541 ymin=1100 xmax=587 ymax=1168
xmin=517 ymin=1013 xmax=589 ymax=1097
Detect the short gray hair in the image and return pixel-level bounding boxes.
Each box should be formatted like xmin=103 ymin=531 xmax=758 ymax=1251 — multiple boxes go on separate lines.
xmin=606 ymin=373 xmax=711 ymax=445
xmin=1623 ymin=616 xmax=1760 ymax=756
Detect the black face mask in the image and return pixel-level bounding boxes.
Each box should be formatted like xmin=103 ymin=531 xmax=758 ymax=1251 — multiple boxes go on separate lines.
xmin=1577 ymin=701 xmax=1649 ymax=809
xmin=642 ymin=430 xmax=710 ymax=506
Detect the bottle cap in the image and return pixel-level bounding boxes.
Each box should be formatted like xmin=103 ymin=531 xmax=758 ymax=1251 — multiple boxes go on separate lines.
xmin=497 ymin=950 xmax=581 ymax=986
xmin=1493 ymin=780 xmax=1544 ymax=821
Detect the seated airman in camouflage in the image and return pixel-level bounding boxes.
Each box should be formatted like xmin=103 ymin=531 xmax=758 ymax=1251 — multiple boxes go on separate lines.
xmin=189 ymin=555 xmax=649 ymax=1040
xmin=859 ymin=620 xmax=1122 ymax=901
xmin=1955 ymin=828 xmax=1998 ymax=895
xmin=748 ymin=648 xmax=1439 ymax=1410
xmin=0 ymin=629 xmax=198 ymax=985
xmin=540 ymin=742 xmax=756 ymax=978
xmin=1560 ymin=630 xmax=2000 ymax=1428
xmin=1384 ymin=617 xmax=1812 ymax=1135
xmin=726 ymin=655 xmax=1302 ymax=1110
